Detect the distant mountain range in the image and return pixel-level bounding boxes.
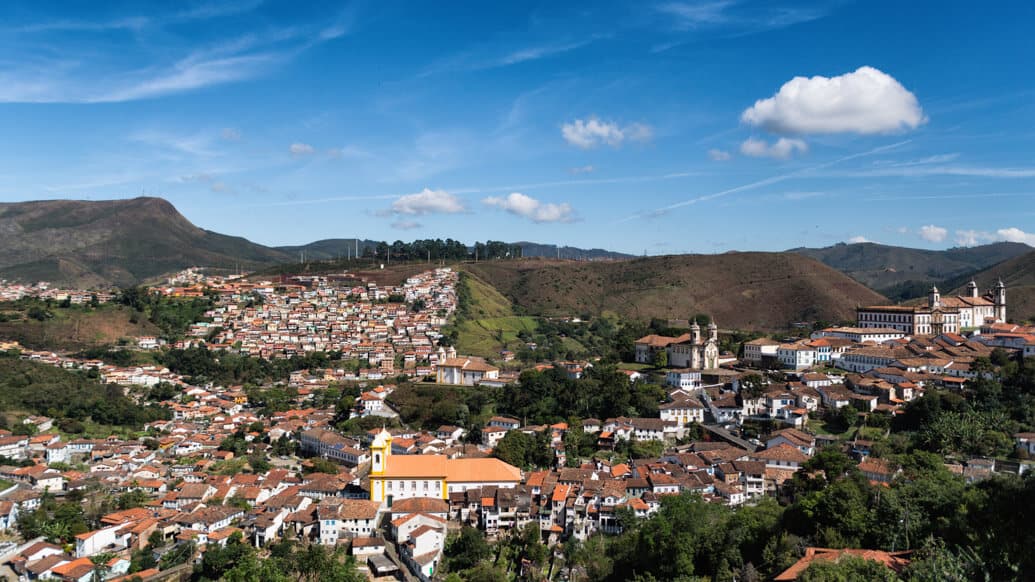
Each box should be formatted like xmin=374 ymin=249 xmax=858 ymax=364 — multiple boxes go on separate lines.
xmin=510 ymin=242 xmax=633 ymax=260
xmin=0 ymin=197 xmax=290 ymax=288
xmin=274 ymin=239 xmax=633 ymax=261
xmin=790 ymin=241 xmax=1031 ymax=300
xmin=3 ymin=197 xmax=1030 ymax=328
xmin=0 ymin=198 xmax=632 ymax=287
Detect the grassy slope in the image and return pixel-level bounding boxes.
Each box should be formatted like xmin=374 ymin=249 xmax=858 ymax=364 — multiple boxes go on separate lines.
xmin=465 ymin=254 xmax=886 ymax=332
xmin=452 ymin=271 xmax=539 ymax=357
xmin=0 ymin=304 xmax=160 ymax=351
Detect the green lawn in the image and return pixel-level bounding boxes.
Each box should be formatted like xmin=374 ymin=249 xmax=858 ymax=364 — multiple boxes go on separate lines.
xmin=453 ymin=270 xmax=542 ymax=357
xmin=0 ymin=478 xmax=14 ymax=491
xmin=455 ymin=316 xmax=539 ymax=358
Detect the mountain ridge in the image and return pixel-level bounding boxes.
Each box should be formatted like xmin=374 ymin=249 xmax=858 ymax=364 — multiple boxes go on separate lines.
xmin=790 ymin=241 xmax=1031 ymax=300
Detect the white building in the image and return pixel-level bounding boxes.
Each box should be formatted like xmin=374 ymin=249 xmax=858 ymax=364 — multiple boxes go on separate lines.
xmin=857 ymin=282 xmax=1005 ymax=335
xmin=743 ymin=338 xmax=780 ymax=364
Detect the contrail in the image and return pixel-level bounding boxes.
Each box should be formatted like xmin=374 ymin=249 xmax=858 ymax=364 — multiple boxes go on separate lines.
xmin=616 ymin=140 xmax=912 ymax=224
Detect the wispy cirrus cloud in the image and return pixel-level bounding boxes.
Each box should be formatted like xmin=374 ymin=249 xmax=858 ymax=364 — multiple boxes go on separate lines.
xmin=421 ymin=37 xmax=597 ymax=76
xmin=0 ymin=7 xmax=349 ymax=104
xmin=653 ymin=0 xmax=828 ymax=45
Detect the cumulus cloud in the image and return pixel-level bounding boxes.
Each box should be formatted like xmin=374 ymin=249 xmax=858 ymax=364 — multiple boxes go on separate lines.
xmin=391 ymin=188 xmax=466 ymax=215
xmin=918 ymin=224 xmax=948 ymax=243
xmin=483 ymin=192 xmax=575 ymax=223
xmin=954 ymin=227 xmax=1035 ymax=247
xmin=847 ymin=236 xmax=872 ymax=244
xmin=996 ymin=227 xmax=1035 ymax=246
xmin=708 ymin=148 xmax=732 ymax=161
xmin=741 ymin=66 xmax=926 ymax=135
xmin=391 ymin=220 xmax=422 ymax=230
xmin=739 ymin=137 xmax=807 ymax=159
xmin=561 ymin=117 xmax=653 ymax=149
xmin=289 ymin=142 xmax=315 ymax=156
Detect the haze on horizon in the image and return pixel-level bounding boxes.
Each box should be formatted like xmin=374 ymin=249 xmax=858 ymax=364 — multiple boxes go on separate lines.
xmin=0 ymin=0 xmax=1033 ymax=254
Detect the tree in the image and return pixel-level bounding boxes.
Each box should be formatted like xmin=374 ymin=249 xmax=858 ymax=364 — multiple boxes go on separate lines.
xmin=90 ymin=552 xmax=117 ymax=582
xmin=306 ymin=457 xmax=339 ymax=475
xmin=652 ymin=349 xmax=668 ymax=369
xmin=446 ymin=526 xmax=491 ymax=572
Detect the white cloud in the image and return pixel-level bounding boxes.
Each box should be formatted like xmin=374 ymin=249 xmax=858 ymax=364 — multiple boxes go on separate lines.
xmin=954 ymin=227 xmax=1035 ymax=247
xmin=483 ymin=192 xmax=575 ymax=223
xmin=327 ymin=145 xmax=371 ymax=159
xmin=708 ymin=148 xmax=732 ymax=161
xmin=561 ymin=117 xmax=653 ymax=149
xmin=741 ymin=66 xmax=926 ymax=135
xmin=996 ymin=227 xmax=1035 ymax=246
xmin=391 ymin=220 xmax=422 ymax=230
xmin=568 ymin=165 xmax=595 ymax=175
xmin=289 ymin=142 xmax=315 ymax=156
xmin=657 ymin=1 xmax=734 ymax=28
xmin=220 ymin=128 xmax=241 ymax=141
xmin=847 ymin=236 xmax=872 ymax=244
xmin=918 ymin=224 xmax=948 ymax=243
xmin=392 ymin=188 xmax=466 ymax=215
xmin=739 ymin=137 xmax=807 ymax=159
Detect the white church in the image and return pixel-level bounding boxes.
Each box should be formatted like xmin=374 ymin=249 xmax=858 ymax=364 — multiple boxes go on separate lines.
xmin=857 ymin=279 xmax=1006 ymax=336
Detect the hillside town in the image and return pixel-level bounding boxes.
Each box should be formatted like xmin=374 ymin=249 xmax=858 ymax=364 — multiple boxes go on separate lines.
xmin=0 ymin=265 xmax=1032 ymax=581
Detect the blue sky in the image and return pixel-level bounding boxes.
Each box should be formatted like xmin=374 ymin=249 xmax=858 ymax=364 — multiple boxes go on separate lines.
xmin=1 ymin=0 xmax=1034 ymax=254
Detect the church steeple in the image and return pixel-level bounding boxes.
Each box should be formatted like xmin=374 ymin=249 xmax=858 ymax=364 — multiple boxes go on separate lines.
xmin=370 ymin=427 xmax=392 ymax=477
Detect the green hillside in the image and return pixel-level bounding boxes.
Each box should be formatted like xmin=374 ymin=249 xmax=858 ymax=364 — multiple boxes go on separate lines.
xmin=448 ymin=271 xmax=541 ymax=358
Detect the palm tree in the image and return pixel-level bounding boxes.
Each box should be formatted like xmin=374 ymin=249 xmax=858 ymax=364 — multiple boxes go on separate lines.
xmin=90 ymin=551 xmax=117 ymax=582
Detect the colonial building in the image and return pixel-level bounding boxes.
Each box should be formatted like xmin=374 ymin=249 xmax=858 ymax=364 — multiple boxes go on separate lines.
xmin=368 ymin=429 xmax=521 ymax=504
xmin=856 ymin=281 xmax=1006 ymax=336
xmin=667 ymin=321 xmax=720 ymax=370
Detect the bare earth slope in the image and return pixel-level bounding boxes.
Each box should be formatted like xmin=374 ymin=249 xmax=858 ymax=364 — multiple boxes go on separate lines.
xmin=0 ymin=197 xmax=291 ymax=287
xmin=952 ymin=250 xmax=1035 ymax=323
xmin=792 ymin=241 xmax=1031 ymax=299
xmin=464 ymin=253 xmax=887 ymax=331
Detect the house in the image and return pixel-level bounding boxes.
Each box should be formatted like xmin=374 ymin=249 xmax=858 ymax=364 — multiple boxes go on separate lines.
xmin=743 ymin=338 xmax=780 ymax=364
xmin=750 ymin=443 xmax=808 ymax=470
xmin=858 ymin=457 xmax=900 ymax=485
xmin=778 ymin=343 xmax=816 ymax=370
xmin=766 ymin=428 xmax=816 ymax=457
xmin=665 ymin=369 xmax=703 ymax=390
xmin=775 ymin=547 xmax=912 ymax=581
xmin=1015 ymin=432 xmax=1035 ymax=456
xmin=634 ymin=334 xmax=689 ymax=364
xmin=435 ymin=357 xmax=500 ymax=386
xmin=658 ymin=397 xmax=705 ymax=427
